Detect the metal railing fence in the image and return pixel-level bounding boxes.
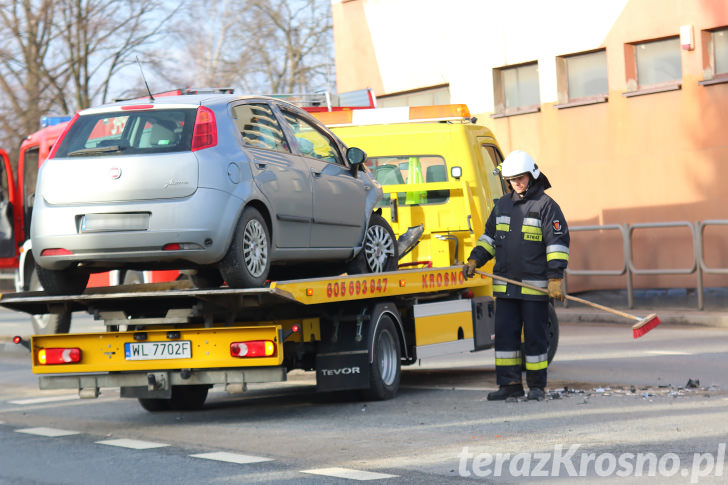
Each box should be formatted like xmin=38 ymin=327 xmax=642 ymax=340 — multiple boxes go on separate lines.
xmin=565 ymin=220 xmax=728 ymax=310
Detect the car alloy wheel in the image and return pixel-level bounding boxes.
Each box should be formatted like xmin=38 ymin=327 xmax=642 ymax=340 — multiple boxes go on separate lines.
xmin=243 ymin=218 xmax=268 ymax=278
xmin=364 ymin=224 xmax=395 ymax=273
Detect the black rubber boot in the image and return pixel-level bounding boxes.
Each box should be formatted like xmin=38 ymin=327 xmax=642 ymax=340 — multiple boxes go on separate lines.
xmin=487 ymin=384 xmax=524 ymax=401
xmin=527 ymin=388 xmax=545 ymax=401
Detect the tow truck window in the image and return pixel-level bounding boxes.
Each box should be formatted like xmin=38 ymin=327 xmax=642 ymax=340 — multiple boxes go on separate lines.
xmin=367 ymin=155 xmax=449 ymax=205
xmin=54 ymin=109 xmax=196 ymax=157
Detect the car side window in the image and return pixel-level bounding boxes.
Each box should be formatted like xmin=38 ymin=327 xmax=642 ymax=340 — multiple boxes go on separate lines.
xmin=231 ymin=103 xmax=290 ymax=153
xmin=280 ymin=110 xmax=344 ymax=165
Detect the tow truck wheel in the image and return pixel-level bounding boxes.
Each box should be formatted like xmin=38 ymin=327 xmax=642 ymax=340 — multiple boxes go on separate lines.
xmin=28 ymin=266 xmax=71 ymax=334
xmin=220 ymin=207 xmax=271 ymax=288
xmin=35 ymin=264 xmax=89 ymax=296
xmin=138 ymin=385 xmax=210 ymax=412
xmin=347 ymin=213 xmax=397 ymax=275
xmin=362 ymin=315 xmax=401 ymax=400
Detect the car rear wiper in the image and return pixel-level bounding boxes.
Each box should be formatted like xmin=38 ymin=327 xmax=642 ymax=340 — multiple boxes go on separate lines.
xmin=67 ymin=145 xmax=126 ymax=156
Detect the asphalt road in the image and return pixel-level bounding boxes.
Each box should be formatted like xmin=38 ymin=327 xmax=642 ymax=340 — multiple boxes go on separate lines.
xmin=1 ymin=312 xmax=726 ymax=484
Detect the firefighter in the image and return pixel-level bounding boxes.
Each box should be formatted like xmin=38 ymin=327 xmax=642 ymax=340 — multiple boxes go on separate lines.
xmin=463 ymin=150 xmax=569 ymax=401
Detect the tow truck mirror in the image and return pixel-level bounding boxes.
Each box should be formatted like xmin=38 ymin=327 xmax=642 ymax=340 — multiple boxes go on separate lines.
xmin=346 ymin=147 xmax=367 ymax=166
xmin=451 ymin=166 xmax=462 ymax=180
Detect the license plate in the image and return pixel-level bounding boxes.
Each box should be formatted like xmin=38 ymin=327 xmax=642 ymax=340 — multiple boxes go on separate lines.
xmin=81 ymin=212 xmax=150 ymax=233
xmin=124 ymin=341 xmax=192 ymax=361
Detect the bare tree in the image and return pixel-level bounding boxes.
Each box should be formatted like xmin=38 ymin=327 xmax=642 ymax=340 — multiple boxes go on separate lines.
xmin=54 ymin=0 xmax=179 ymax=109
xmin=0 ymin=0 xmax=177 ymax=161
xmin=163 ymin=0 xmax=334 ymax=94
xmin=0 ymin=0 xmax=60 ymax=155
xmin=241 ymin=0 xmax=334 ymax=93
xmin=156 ymin=0 xmax=250 ymax=90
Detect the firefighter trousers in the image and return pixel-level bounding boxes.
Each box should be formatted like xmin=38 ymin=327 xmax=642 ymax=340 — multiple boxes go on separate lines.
xmin=494 ymin=297 xmax=549 ymax=389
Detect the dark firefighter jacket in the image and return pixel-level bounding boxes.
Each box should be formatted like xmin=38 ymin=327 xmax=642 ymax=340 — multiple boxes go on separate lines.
xmin=469 ymin=175 xmax=570 ymax=301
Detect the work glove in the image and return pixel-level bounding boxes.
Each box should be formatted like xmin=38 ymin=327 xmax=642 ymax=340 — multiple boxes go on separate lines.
xmin=548 ymin=278 xmax=565 ymax=301
xmin=463 ymin=259 xmax=478 ymax=280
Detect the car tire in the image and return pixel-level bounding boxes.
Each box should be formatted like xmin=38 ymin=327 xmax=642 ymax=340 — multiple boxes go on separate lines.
xmin=220 ymin=206 xmax=271 ymax=288
xmin=35 ymin=264 xmax=89 ymax=296
xmin=347 ymin=213 xmax=398 ymax=275
xmin=190 ymin=268 xmax=224 ymax=289
xmin=29 ymin=266 xmax=71 ymax=334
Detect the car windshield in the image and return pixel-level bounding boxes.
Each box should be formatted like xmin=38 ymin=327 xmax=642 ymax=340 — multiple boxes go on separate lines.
xmin=54 ymin=108 xmax=197 ymax=157
xmin=367 ymin=155 xmax=450 ymax=205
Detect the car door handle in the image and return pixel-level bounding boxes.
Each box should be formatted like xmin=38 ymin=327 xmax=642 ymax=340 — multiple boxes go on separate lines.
xmin=310 ymin=168 xmax=322 ymax=177
xmin=255 ymin=161 xmax=267 ymax=169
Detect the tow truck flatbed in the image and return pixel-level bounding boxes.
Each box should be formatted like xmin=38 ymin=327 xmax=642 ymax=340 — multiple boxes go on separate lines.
xmin=1 ymin=266 xmax=489 ymax=327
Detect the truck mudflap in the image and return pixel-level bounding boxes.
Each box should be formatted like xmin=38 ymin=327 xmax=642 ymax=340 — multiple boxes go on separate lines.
xmin=29 ymin=325 xmax=284 ymax=374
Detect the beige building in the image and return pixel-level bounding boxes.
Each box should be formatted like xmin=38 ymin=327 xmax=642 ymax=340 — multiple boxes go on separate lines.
xmin=330 ymin=0 xmax=728 ymax=293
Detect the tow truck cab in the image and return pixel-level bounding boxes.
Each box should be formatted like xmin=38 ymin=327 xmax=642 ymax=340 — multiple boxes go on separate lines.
xmin=313 ymin=104 xmax=507 ymax=281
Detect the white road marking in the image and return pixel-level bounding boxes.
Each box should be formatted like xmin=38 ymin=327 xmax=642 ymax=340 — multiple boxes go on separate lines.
xmin=301 ymin=467 xmax=398 ymax=481
xmin=190 ymin=451 xmax=273 ymax=464
xmin=9 ymin=395 xmax=79 ymax=405
xmin=96 ymin=438 xmax=169 ymax=449
xmin=645 ymin=350 xmax=693 ymax=355
xmin=16 ymin=427 xmax=80 ymax=437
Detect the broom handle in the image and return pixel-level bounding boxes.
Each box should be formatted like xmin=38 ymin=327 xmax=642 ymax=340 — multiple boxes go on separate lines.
xmin=474 ymin=270 xmax=640 ymax=322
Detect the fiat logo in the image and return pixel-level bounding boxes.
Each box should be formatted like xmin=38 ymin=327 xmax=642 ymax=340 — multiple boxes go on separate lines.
xmin=110 ymin=167 xmax=122 ymax=180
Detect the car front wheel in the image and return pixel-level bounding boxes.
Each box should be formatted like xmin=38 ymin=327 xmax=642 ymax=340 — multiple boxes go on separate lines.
xmin=220 ymin=206 xmax=271 ymax=288
xmin=347 ymin=213 xmax=397 ymax=275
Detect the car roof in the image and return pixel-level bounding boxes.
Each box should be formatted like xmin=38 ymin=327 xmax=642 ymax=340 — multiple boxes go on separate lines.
xmin=79 ymin=94 xmax=301 ymax=115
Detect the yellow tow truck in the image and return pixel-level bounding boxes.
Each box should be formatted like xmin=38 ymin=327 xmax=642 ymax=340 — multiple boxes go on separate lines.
xmin=6 ymin=104 xmax=559 ymax=411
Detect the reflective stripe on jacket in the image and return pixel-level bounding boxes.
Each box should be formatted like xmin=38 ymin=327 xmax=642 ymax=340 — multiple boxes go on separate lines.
xmin=471 ymin=177 xmax=569 ymax=301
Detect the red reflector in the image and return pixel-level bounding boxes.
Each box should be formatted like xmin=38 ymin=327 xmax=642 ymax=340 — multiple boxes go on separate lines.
xmin=121 ymin=104 xmax=154 ymax=110
xmin=163 ymin=243 xmax=181 ymax=251
xmin=230 ymin=340 xmax=276 ymax=358
xmin=38 ymin=348 xmax=82 ymax=365
xmin=41 ymin=248 xmax=73 ymax=256
xmin=13 ymin=336 xmax=22 ymax=344
xmin=191 ymin=107 xmax=218 ymax=151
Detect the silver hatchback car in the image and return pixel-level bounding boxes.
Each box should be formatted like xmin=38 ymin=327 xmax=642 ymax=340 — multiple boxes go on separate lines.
xmin=31 ymin=94 xmax=397 ymax=294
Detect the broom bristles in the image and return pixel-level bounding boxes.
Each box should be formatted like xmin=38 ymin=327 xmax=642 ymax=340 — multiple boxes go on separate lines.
xmin=632 ymin=313 xmax=661 ymax=339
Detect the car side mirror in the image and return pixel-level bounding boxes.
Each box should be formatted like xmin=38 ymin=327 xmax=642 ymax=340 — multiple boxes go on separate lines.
xmin=346 ymin=147 xmax=367 ymax=166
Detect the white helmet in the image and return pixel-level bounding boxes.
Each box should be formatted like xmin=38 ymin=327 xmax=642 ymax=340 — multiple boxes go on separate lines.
xmin=501 ymin=150 xmax=540 ymax=179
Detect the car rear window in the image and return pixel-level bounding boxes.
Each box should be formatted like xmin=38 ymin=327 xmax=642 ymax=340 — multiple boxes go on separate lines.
xmin=54 ymin=108 xmax=197 ymax=157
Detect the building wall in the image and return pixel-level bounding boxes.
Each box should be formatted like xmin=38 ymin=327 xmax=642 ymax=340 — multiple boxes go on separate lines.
xmin=331 ymin=0 xmax=728 ymax=291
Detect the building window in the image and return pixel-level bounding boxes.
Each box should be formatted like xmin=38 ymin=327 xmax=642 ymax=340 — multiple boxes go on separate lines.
xmin=492 ymin=62 xmax=540 ymax=117
xmin=715 ymin=28 xmax=728 ymax=75
xmin=700 ymin=27 xmax=728 ymax=86
xmin=624 ymin=37 xmax=682 ymax=97
xmin=556 ymin=49 xmax=608 ymax=108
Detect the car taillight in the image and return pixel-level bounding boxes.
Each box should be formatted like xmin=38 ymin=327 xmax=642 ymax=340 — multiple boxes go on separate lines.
xmin=41 ymin=248 xmax=73 ymax=256
xmin=230 ymin=340 xmax=276 ymax=358
xmin=46 ymin=112 xmax=80 ymax=160
xmin=37 ymin=348 xmax=82 ymax=365
xmin=191 ymin=107 xmax=218 ymax=151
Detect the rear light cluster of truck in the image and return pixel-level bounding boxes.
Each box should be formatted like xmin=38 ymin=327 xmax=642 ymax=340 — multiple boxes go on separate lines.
xmin=37 ymin=347 xmax=82 ymax=365
xmin=230 ymin=340 xmax=276 ymax=358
